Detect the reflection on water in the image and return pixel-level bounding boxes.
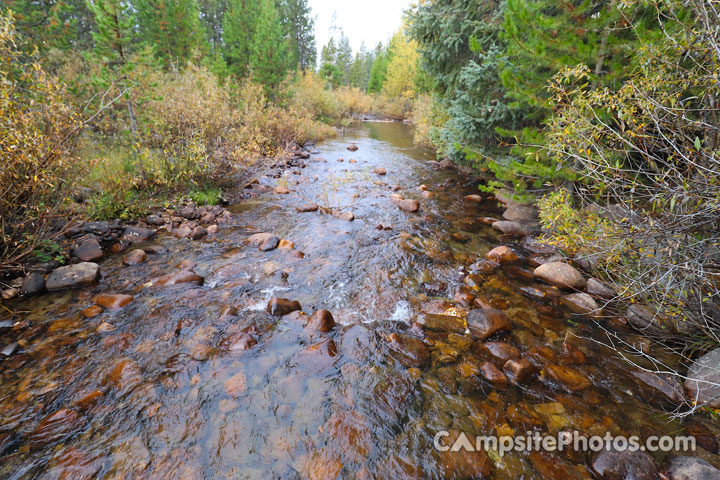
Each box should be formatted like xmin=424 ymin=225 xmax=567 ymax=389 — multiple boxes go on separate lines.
xmin=0 ymin=122 xmax=717 ymax=479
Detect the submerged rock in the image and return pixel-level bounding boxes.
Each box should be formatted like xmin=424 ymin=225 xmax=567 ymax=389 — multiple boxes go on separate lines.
xmin=95 ymin=293 xmax=134 ymax=309
xmin=258 ymin=235 xmax=280 ymax=251
xmin=306 ymin=309 xmax=336 ymax=332
xmin=504 ymin=358 xmax=537 ymax=384
xmin=123 ymin=249 xmax=147 ymax=265
xmin=387 ymin=333 xmax=430 ymax=368
xmin=46 ymin=263 xmax=100 ymax=291
xmin=296 ymin=203 xmax=319 ymax=213
xmin=545 ymin=364 xmax=592 ymax=392
xmin=28 ymin=409 xmax=83 ymax=449
xmin=533 ymin=262 xmax=586 ymax=289
xmin=561 ymin=292 xmax=599 ymax=315
xmin=398 ymin=199 xmax=420 ymax=212
xmin=467 ymin=308 xmax=512 ymax=339
xmin=373 ymin=167 xmax=387 ymax=175
xmin=631 ymin=370 xmax=684 ymax=405
xmin=666 ymin=456 xmax=720 ymax=480
xmin=591 ymin=448 xmax=659 ymax=480
xmin=152 ymin=270 xmax=204 ymax=287
xmin=267 ymin=297 xmax=301 ymax=316
xmin=479 ymin=362 xmax=507 ymax=384
xmin=485 ymin=246 xmax=518 ymax=264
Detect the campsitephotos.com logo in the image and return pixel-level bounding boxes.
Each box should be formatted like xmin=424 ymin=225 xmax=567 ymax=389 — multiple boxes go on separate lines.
xmin=433 ymin=430 xmax=696 ymax=457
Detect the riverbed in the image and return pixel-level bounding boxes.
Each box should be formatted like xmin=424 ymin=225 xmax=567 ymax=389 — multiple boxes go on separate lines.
xmin=0 ymin=122 xmax=717 ymax=479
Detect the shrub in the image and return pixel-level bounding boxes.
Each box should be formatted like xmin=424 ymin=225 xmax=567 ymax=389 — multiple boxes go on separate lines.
xmin=0 ymin=11 xmax=80 ymax=268
xmin=411 ymin=94 xmax=448 ymax=149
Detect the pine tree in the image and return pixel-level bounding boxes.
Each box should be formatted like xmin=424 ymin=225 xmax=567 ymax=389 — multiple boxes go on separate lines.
xmin=8 ymin=0 xmax=94 ymax=50
xmin=335 ymin=33 xmax=353 ymax=85
xmin=276 ymin=0 xmax=316 ymax=70
xmin=136 ymin=0 xmax=207 ymax=68
xmin=197 ymin=0 xmax=228 ymax=53
xmin=367 ymin=43 xmax=389 ymax=93
xmin=250 ymin=0 xmax=292 ymax=94
xmin=319 ymin=37 xmax=341 ymax=87
xmin=223 ymin=0 xmax=261 ymax=77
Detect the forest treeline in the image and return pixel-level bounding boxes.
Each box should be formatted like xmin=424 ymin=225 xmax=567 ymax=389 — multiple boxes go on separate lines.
xmin=406 ymin=0 xmax=720 ymax=353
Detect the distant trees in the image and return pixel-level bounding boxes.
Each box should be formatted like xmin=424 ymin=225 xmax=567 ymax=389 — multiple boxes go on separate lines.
xmin=277 ymin=0 xmax=316 ymax=70
xmin=135 ymin=0 xmax=206 ymax=67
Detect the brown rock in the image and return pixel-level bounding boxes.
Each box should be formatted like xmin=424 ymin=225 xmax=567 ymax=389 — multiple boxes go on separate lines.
xmin=305 ymin=449 xmax=343 ymax=480
xmin=480 ymin=362 xmax=507 ymax=384
xmin=591 ymin=448 xmax=659 ymax=480
xmin=121 ymin=226 xmax=155 ymax=243
xmin=104 ymin=358 xmax=142 ymax=390
xmin=258 ymin=235 xmax=280 ymax=251
xmin=492 ymin=220 xmax=527 ymax=236
xmin=73 ymin=239 xmax=103 ymax=262
xmin=545 ymin=365 xmax=592 ymax=392
xmin=560 ymin=342 xmax=587 ymax=365
xmin=273 ymin=186 xmax=290 ymax=194
xmin=224 ymin=371 xmax=247 ymax=397
xmin=267 ymin=297 xmax=301 ymax=316
xmin=387 ymin=333 xmax=430 ymax=368
xmin=468 ymin=260 xmax=500 ymax=274
xmin=586 ymin=278 xmax=616 ymax=299
xmin=173 ymin=225 xmax=193 ymax=238
xmin=435 ymin=430 xmax=494 ymax=478
xmin=95 ymin=293 xmax=133 ymax=309
xmin=347 ymin=144 xmax=359 ymax=151
xmin=451 ymin=232 xmax=470 ymax=243
xmin=373 ymin=167 xmax=387 ymax=175
xmin=467 ymin=308 xmax=512 ymax=339
xmin=437 ymin=158 xmax=453 ymax=169
xmin=485 ymin=342 xmax=520 ymax=363
xmin=296 ymin=203 xmax=319 ymax=212
xmin=123 ymin=249 xmax=147 ymax=265
xmin=503 ymin=204 xmax=538 ymax=223
xmin=417 ymin=313 xmax=466 ymax=334
xmin=46 ymin=263 xmax=101 ymax=291
xmin=72 ymin=390 xmax=104 ymax=410
xmin=207 ymin=224 xmax=218 ymax=234
xmin=630 ymin=370 xmax=684 ymax=405
xmin=221 ymin=332 xmax=258 ymax=352
xmin=246 ymin=232 xmax=276 ymax=246
xmin=397 ymin=199 xmax=420 ymax=212
xmin=504 ymin=358 xmax=538 ymax=384
xmin=561 ymin=292 xmax=599 ymax=314
xmin=485 ymin=246 xmax=518 ymax=263
xmin=464 ymin=194 xmax=483 ymax=203
xmin=53 ymin=447 xmax=101 ymax=480
xmin=307 ymin=310 xmax=336 ymax=332
xmin=191 ymin=226 xmax=207 ymax=240
xmin=152 ymin=271 xmax=204 ymax=287
xmin=28 ymin=409 xmax=82 ymax=449
xmin=81 ymin=305 xmax=103 ymax=318
xmin=533 ymin=262 xmax=586 ymax=289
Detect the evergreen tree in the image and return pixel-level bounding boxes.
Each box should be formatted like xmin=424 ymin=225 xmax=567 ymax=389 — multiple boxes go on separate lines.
xmin=348 ymin=52 xmax=364 ymax=88
xmin=276 ymin=0 xmax=316 ymax=70
xmin=197 ymin=0 xmax=228 ymax=53
xmin=8 ymin=0 xmax=94 ymax=50
xmin=367 ymin=43 xmax=389 ymax=93
xmin=136 ymin=0 xmax=207 ymax=68
xmin=319 ymin=37 xmax=341 ymax=87
xmin=250 ymin=0 xmax=292 ymax=94
xmin=223 ymin=0 xmax=261 ymax=77
xmin=335 ymin=33 xmax=353 ymax=85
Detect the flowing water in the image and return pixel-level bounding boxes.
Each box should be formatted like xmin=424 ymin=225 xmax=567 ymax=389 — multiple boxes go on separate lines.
xmin=0 ymin=122 xmax=717 ymax=479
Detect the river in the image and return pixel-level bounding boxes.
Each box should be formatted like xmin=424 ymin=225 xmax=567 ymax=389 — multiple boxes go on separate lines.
xmin=0 ymin=122 xmax=717 ymax=479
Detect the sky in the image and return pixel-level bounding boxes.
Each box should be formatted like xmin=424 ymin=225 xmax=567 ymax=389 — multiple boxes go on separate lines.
xmin=308 ymin=0 xmax=413 ymax=56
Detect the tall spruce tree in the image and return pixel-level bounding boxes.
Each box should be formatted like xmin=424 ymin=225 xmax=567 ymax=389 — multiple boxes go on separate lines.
xmin=276 ymin=0 xmax=316 ymax=70
xmin=136 ymin=0 xmax=206 ymax=68
xmin=197 ymin=0 xmax=228 ymax=53
xmin=8 ymin=0 xmax=94 ymax=50
xmin=223 ymin=0 xmax=261 ymax=77
xmin=250 ymin=0 xmax=292 ymax=94
xmin=319 ymin=37 xmax=341 ymax=87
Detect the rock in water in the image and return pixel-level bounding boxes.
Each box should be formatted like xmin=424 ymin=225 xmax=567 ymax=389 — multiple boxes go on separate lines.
xmin=397 ymin=199 xmax=420 ymax=212
xmin=95 ymin=293 xmax=134 ymax=309
xmin=20 ymin=272 xmax=45 ymax=296
xmin=267 ymin=297 xmax=301 ymax=316
xmin=347 ymin=144 xmax=359 ymax=151
xmin=467 ymin=308 xmax=512 ymax=339
xmin=533 ymin=262 xmax=586 ymax=289
xmin=46 ymin=263 xmax=100 ymax=291
xmin=121 ymin=226 xmax=155 ymax=243
xmin=666 ymin=456 xmax=720 ymax=480
xmin=258 ymin=236 xmax=280 ymax=251
xmin=123 ymin=249 xmax=147 ymax=265
xmin=373 ymin=167 xmax=387 ymax=175
xmin=306 ymin=310 xmax=336 ymax=332
xmin=685 ymin=348 xmax=720 ymax=408
xmin=387 ymin=333 xmax=430 ymax=368
xmin=73 ymin=239 xmax=103 ymax=262
xmin=591 ymin=448 xmax=659 ymax=480
xmin=492 ymin=221 xmax=527 ymax=236
xmin=561 ymin=293 xmax=598 ymax=314
xmin=28 ymin=409 xmax=83 ymax=449
xmin=152 ymin=271 xmax=204 ymax=287
xmin=485 ymin=246 xmax=518 ymax=263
